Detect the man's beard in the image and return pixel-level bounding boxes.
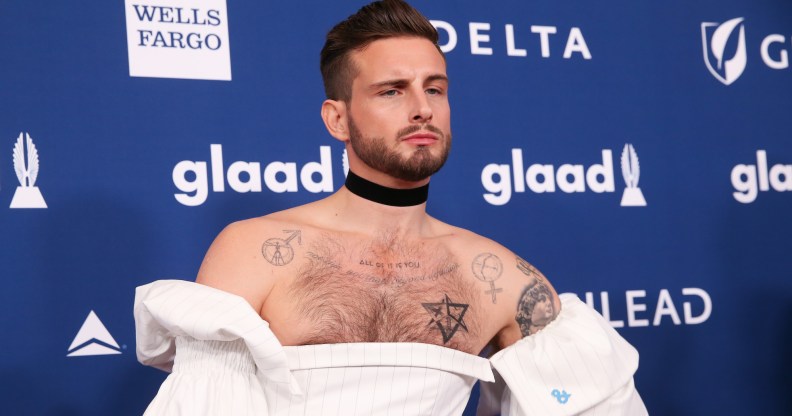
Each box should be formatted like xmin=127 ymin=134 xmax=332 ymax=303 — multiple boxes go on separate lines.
xmin=347 ymin=116 xmax=451 ymax=182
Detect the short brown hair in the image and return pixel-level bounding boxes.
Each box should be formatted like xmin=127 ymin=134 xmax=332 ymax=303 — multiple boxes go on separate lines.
xmin=320 ymin=0 xmax=441 ymax=102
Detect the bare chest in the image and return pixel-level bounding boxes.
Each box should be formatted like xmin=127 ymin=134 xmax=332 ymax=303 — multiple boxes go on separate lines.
xmin=267 ymin=236 xmax=482 ymax=353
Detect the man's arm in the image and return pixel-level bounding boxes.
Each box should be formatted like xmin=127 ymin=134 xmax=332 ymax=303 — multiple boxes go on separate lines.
xmin=490 ymin=253 xmax=562 ymax=350
xmin=195 ymin=220 xmax=277 ymax=314
xmin=469 ymin=248 xmax=646 ymax=415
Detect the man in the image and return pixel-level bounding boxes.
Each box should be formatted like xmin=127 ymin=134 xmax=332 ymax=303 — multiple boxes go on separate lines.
xmin=135 ymin=1 xmax=646 ymax=414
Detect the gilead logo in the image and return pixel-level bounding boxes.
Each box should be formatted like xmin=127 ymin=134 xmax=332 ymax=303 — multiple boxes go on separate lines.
xmin=702 ymin=18 xmax=792 ymax=85
xmin=701 ymin=18 xmax=747 ymax=85
xmin=173 ymin=145 xmax=334 ymax=206
xmin=582 ymin=288 xmax=712 ymax=328
xmin=731 ymin=150 xmax=791 ymax=203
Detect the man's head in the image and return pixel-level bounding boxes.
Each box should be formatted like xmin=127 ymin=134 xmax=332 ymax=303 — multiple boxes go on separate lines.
xmin=320 ymin=0 xmax=452 ymax=184
xmin=320 ymin=0 xmax=442 ymax=103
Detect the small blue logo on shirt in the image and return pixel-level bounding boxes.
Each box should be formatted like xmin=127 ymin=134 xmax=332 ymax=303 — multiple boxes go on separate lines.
xmin=552 ymin=389 xmax=571 ymax=404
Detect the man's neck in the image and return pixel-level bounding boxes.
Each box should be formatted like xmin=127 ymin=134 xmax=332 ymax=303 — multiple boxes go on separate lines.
xmin=324 ymin=170 xmax=433 ymax=236
xmin=344 ymin=170 xmax=429 ymax=207
xmin=339 ymin=188 xmax=430 ymax=233
xmin=349 ymin=168 xmax=430 ymax=190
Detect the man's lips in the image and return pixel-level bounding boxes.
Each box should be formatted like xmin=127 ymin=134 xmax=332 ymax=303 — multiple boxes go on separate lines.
xmin=401 ymin=133 xmax=439 ymax=145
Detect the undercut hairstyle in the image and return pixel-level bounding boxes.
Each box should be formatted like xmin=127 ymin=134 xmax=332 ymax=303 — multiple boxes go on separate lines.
xmin=320 ymin=0 xmax=442 ymax=102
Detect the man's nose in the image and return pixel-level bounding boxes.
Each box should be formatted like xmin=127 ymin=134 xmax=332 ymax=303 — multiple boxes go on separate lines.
xmin=410 ymin=91 xmax=433 ymax=123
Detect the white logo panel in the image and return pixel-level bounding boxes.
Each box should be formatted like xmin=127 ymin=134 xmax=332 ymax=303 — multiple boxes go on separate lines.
xmin=10 ymin=132 xmax=47 ymax=209
xmin=67 ymin=311 xmax=122 ymax=357
xmin=125 ymin=0 xmax=231 ymax=81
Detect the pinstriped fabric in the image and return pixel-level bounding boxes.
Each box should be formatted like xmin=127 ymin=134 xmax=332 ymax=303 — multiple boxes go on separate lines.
xmin=135 ymin=280 xmax=301 ymax=395
xmin=277 ymin=343 xmax=494 ymax=416
xmin=136 ymin=281 xmax=644 ymax=416
xmin=255 ymin=354 xmax=482 ymax=415
xmin=284 ymin=342 xmax=494 ymax=381
xmin=135 ymin=280 xmax=493 ymax=415
xmin=486 ymin=294 xmax=647 ymax=416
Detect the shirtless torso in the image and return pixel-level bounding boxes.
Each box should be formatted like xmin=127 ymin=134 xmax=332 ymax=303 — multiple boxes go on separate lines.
xmin=196 ymin=11 xmax=561 ymax=357
xmin=196 ymin=191 xmax=561 ymax=356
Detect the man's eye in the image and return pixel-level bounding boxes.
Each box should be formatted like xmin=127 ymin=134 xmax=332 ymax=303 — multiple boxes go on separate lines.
xmin=381 ymin=90 xmax=398 ymax=97
xmin=426 ymin=88 xmax=443 ymax=95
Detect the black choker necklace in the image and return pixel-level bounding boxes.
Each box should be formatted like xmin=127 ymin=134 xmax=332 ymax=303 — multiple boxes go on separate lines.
xmin=344 ymin=170 xmax=429 ymax=206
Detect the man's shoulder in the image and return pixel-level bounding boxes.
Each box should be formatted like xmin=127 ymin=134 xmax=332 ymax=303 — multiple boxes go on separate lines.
xmin=432 ymin=220 xmax=513 ymax=259
xmin=432 ymin=220 xmax=561 ymax=348
xmin=233 ymin=202 xmax=322 ymax=230
xmin=438 ymin=225 xmax=562 ymax=349
xmin=211 ymin=199 xmax=332 ymax=242
xmin=194 ymin=205 xmax=323 ymax=312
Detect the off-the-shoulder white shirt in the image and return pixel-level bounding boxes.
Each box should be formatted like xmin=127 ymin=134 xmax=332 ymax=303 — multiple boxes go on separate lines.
xmin=135 ymin=280 xmax=647 ymax=415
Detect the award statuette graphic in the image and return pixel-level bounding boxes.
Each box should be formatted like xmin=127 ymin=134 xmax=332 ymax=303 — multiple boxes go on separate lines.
xmin=10 ymin=132 xmax=47 ymax=209
xmin=262 ymin=230 xmax=301 ymax=266
xmin=342 ymin=148 xmax=349 ymax=177
xmin=620 ymin=143 xmax=647 ymax=207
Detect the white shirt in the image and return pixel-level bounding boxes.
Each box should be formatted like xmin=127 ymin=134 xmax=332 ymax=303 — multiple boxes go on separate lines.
xmin=135 ymin=280 xmax=647 ymax=416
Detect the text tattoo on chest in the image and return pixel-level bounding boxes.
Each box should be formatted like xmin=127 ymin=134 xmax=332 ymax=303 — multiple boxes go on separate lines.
xmin=359 ymin=259 xmax=421 ymax=269
xmin=278 ymin=234 xmax=479 ymax=349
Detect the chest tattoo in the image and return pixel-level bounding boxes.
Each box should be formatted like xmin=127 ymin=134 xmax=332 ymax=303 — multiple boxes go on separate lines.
xmin=422 ymin=294 xmax=470 ymax=344
xmin=286 ymin=234 xmax=479 ymax=351
xmin=471 ymin=252 xmax=505 ymax=304
xmin=261 ymin=230 xmax=302 ymax=266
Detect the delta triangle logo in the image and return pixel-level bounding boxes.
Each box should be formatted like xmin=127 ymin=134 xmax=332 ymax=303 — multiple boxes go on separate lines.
xmin=67 ymin=311 xmax=122 ymax=357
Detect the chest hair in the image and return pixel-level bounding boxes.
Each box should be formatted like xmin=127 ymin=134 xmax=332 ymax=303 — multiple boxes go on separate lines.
xmin=287 ymin=234 xmax=480 ymax=352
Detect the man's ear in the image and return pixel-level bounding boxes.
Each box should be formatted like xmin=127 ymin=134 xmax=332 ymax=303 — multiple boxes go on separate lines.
xmin=321 ymin=99 xmax=349 ymax=142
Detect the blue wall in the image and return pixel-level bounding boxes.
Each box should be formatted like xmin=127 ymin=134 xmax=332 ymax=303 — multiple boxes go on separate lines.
xmin=1 ymin=1 xmax=790 ymax=414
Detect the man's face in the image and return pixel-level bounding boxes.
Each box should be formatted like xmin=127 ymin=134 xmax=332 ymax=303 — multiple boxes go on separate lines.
xmin=531 ymin=295 xmax=555 ymax=327
xmin=346 ymin=36 xmax=451 ymax=182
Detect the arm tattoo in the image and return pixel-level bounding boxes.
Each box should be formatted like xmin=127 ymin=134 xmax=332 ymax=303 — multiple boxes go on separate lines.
xmin=471 ymin=253 xmax=504 ymax=304
xmin=422 ymin=294 xmax=469 ymax=343
xmin=261 ymin=230 xmax=302 ymax=266
xmin=516 ymin=256 xmax=545 ymax=283
xmin=515 ymin=281 xmax=557 ymax=336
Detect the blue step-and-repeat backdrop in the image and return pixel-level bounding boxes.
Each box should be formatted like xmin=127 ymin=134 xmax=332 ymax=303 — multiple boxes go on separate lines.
xmin=1 ymin=1 xmax=790 ymax=414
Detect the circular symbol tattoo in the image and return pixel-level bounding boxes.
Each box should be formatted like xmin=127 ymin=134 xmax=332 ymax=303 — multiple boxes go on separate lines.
xmin=471 ymin=253 xmax=503 ymax=282
xmin=262 ymin=238 xmax=295 ymax=266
